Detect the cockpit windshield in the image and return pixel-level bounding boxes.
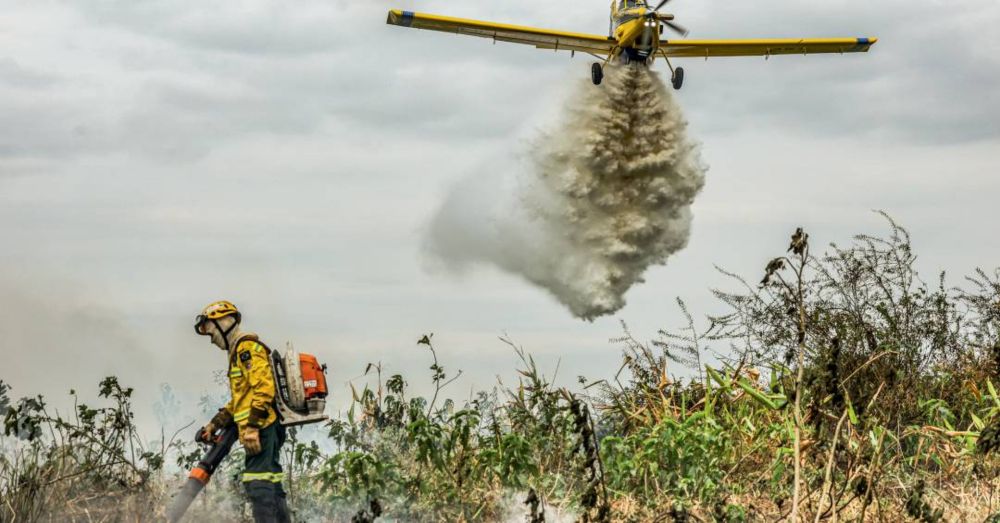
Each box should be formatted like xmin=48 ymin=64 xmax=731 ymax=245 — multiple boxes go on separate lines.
xmin=619 ymin=0 xmax=647 ymax=8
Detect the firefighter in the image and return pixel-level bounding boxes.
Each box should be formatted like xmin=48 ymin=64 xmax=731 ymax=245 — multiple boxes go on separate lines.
xmin=194 ymin=300 xmax=291 ymax=523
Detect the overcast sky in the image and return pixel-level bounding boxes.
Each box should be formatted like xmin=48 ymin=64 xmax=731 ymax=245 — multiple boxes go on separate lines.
xmin=2 ymin=0 xmax=998 ymax=434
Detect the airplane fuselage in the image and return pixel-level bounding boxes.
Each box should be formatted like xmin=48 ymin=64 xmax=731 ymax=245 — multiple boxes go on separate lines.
xmin=611 ymin=2 xmax=664 ymax=61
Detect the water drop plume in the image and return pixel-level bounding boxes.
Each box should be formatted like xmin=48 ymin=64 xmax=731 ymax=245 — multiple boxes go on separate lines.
xmin=426 ymin=65 xmax=706 ymax=320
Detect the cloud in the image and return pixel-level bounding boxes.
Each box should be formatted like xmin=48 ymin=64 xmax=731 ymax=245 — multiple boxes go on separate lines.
xmin=0 ymin=58 xmax=59 ymax=89
xmin=675 ymin=0 xmax=1000 ymax=143
xmin=74 ymin=0 xmax=367 ymax=56
xmin=0 ymin=1 xmax=577 ymax=164
xmin=4 ymin=0 xmax=991 ymax=167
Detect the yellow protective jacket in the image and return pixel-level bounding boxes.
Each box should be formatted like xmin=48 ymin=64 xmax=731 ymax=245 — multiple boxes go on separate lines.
xmin=225 ymin=334 xmax=278 ymax=431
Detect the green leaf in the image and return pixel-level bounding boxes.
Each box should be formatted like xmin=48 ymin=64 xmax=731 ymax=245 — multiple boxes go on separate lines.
xmin=706 ymin=366 xmax=729 ymax=390
xmin=989 ymin=380 xmax=1000 ymax=409
xmin=846 ymin=398 xmax=859 ymax=426
xmin=736 ymin=378 xmax=786 ymax=410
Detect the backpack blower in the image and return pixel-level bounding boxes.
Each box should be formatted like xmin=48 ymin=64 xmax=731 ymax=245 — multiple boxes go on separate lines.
xmin=167 ymin=344 xmax=329 ymax=522
xmin=270 ymin=343 xmax=329 ymax=426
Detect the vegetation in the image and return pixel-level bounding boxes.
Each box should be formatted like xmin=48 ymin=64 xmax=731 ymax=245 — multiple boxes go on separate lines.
xmin=4 ymin=216 xmax=1000 ymax=521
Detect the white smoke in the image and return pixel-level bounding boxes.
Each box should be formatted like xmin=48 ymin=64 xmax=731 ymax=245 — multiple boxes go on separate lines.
xmin=426 ymin=65 xmax=706 ymax=320
xmin=501 ymin=491 xmax=578 ymax=523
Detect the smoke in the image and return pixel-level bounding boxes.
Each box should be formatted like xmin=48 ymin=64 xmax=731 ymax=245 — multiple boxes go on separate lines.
xmin=0 ymin=275 xmax=144 ymax=391
xmin=502 ymin=491 xmax=578 ymax=523
xmin=426 ymin=65 xmax=706 ymax=320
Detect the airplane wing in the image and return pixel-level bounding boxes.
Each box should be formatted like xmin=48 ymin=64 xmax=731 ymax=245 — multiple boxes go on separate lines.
xmin=387 ymin=10 xmax=616 ymax=55
xmin=659 ymin=38 xmax=877 ymax=58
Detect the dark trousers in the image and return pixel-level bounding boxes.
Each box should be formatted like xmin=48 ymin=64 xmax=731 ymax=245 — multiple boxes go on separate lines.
xmin=243 ymin=423 xmax=291 ymax=523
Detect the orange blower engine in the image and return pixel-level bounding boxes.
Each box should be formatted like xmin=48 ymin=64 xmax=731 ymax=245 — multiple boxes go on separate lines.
xmin=270 ymin=343 xmax=329 ymax=426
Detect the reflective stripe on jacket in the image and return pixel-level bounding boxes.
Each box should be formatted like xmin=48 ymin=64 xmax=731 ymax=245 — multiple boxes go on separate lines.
xmin=224 ymin=335 xmax=278 ymax=430
xmin=242 ymin=471 xmax=286 ymax=483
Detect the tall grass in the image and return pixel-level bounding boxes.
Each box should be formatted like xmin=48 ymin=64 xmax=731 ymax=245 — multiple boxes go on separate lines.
xmin=3 ymin=217 xmax=1000 ymax=521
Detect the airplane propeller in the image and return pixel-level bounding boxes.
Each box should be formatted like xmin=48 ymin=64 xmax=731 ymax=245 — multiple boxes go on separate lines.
xmin=662 ymin=20 xmax=690 ymax=37
xmin=647 ymin=0 xmax=689 ymax=37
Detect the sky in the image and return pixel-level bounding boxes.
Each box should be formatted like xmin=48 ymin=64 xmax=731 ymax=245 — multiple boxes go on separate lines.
xmin=1 ymin=0 xmax=998 ymax=434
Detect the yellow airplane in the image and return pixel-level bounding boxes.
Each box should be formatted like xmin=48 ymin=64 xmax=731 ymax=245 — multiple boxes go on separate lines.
xmin=387 ymin=0 xmax=877 ymax=89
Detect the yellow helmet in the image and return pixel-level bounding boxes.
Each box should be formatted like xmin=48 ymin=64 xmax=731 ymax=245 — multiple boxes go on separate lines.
xmin=195 ymin=300 xmax=241 ymax=335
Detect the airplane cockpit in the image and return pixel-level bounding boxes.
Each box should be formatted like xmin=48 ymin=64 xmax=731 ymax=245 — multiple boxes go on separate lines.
xmin=614 ymin=0 xmax=649 ymax=19
xmin=613 ymin=0 xmax=650 ymax=28
xmin=618 ymin=0 xmax=648 ymax=9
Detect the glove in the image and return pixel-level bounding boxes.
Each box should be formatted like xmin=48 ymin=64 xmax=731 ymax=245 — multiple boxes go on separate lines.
xmin=241 ymin=426 xmax=262 ymax=456
xmin=197 ymin=409 xmax=234 ymax=444
xmin=196 ymin=422 xmax=216 ymax=444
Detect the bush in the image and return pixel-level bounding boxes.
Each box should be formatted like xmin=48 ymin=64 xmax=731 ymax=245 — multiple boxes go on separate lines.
xmin=1 ymin=377 xmax=166 ymax=521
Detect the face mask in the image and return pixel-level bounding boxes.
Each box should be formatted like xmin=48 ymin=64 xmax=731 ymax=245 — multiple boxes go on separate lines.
xmin=195 ymin=315 xmax=237 ymax=352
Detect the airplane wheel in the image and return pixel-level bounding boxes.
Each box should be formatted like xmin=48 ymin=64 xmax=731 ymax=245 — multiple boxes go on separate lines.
xmin=672 ymin=67 xmax=685 ymax=90
xmin=591 ymin=62 xmax=604 ymax=85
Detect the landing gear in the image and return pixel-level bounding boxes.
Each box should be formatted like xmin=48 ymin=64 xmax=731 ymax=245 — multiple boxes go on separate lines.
xmin=660 ymin=51 xmax=685 ymax=90
xmin=591 ymin=62 xmax=604 ymax=85
xmin=671 ymin=67 xmax=685 ymax=90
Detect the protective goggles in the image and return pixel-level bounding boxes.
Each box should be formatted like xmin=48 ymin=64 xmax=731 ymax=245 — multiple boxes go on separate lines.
xmin=194 ymin=315 xmax=210 ymax=335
